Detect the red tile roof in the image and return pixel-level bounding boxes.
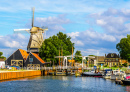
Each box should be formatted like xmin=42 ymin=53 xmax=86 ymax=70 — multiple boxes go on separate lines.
xmin=32 ymin=53 xmax=45 ymax=63
xmin=19 ymin=49 xmax=29 ymax=60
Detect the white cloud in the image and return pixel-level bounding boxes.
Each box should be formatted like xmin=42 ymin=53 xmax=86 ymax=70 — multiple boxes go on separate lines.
xmin=101 ymin=34 xmax=116 ymax=42
xmin=1 ymin=0 xmax=129 ymax=14
xmin=90 ymin=8 xmax=130 ymax=34
xmin=5 ymin=41 xmax=20 ymax=48
xmin=35 ymin=15 xmax=70 ymax=25
xmin=68 ymin=29 xmax=120 ymax=56
xmin=68 ymin=30 xmax=117 ymax=55
xmin=0 ymin=34 xmax=28 ymax=49
xmin=17 ymin=34 xmax=26 ymax=39
xmin=25 ymin=14 xmax=71 ymax=37
xmin=75 ymin=40 xmax=84 ymax=46
xmin=80 ymin=30 xmax=116 ymax=42
xmin=0 ymin=33 xmax=29 ymax=57
xmin=96 ymin=19 xmax=106 ymax=25
xmin=67 ymin=32 xmax=79 ymax=39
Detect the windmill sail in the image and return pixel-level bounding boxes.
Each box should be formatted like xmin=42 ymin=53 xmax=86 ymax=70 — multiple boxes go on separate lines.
xmin=32 ymin=7 xmax=35 ymax=27
xmin=14 ymin=7 xmax=48 ymax=54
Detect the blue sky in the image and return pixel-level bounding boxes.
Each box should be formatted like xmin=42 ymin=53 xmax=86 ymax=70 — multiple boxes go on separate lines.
xmin=0 ymin=0 xmax=130 ymax=57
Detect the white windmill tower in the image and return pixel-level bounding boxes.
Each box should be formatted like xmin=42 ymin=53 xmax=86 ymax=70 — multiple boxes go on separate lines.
xmin=14 ymin=7 xmax=48 ymax=53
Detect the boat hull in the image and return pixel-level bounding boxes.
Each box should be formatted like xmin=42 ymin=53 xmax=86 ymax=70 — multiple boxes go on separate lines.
xmin=103 ymin=75 xmax=111 ymax=79
xmin=82 ymin=72 xmax=102 ymax=77
xmin=122 ymin=80 xmax=130 ymax=85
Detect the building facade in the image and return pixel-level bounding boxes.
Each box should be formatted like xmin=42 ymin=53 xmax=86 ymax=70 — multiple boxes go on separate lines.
xmin=0 ymin=59 xmax=5 ymax=68
xmin=93 ymin=56 xmax=105 ymax=66
xmin=5 ymin=49 xmax=28 ymax=67
xmin=104 ymin=53 xmax=120 ymax=67
xmin=5 ymin=49 xmax=49 ymax=68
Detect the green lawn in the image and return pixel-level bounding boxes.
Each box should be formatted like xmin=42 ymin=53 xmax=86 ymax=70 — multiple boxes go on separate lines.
xmin=102 ymin=66 xmax=128 ymax=71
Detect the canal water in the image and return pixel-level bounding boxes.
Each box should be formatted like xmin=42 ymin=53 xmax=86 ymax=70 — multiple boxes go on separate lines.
xmin=0 ymin=76 xmax=129 ymax=92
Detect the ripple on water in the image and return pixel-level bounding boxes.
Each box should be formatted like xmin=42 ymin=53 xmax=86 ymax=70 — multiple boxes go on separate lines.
xmin=0 ymin=76 xmax=128 ymax=92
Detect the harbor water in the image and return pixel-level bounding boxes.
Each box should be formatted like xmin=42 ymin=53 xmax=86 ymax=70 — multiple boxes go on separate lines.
xmin=0 ymin=76 xmax=129 ymax=92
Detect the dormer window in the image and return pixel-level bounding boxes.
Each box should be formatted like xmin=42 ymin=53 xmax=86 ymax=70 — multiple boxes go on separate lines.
xmin=111 ymin=53 xmax=114 ymax=57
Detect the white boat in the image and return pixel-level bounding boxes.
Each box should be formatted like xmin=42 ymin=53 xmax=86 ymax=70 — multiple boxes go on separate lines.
xmin=103 ymin=69 xmax=112 ymax=79
xmin=110 ymin=70 xmax=125 ymax=80
xmin=103 ymin=71 xmax=111 ymax=79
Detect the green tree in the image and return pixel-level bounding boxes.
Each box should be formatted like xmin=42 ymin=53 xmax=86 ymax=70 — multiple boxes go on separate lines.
xmin=0 ymin=52 xmax=6 ymax=59
xmin=89 ymin=55 xmax=95 ymax=56
xmin=74 ymin=50 xmax=82 ymax=63
xmin=39 ymin=32 xmax=74 ymax=64
xmin=116 ymin=35 xmax=130 ymax=61
xmin=0 ymin=52 xmax=3 ymax=57
xmin=122 ymin=63 xmax=128 ymax=67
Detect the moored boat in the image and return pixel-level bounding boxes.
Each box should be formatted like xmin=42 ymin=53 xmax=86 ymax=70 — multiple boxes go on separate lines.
xmin=122 ymin=74 xmax=130 ymax=85
xmin=122 ymin=80 xmax=130 ymax=85
xmin=82 ymin=70 xmax=102 ymax=77
xmin=103 ymin=69 xmax=112 ymax=79
xmin=110 ymin=70 xmax=125 ymax=80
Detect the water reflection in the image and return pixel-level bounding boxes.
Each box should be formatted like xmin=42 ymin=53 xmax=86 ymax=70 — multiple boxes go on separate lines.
xmin=0 ymin=76 xmax=128 ymax=92
xmin=62 ymin=76 xmax=68 ymax=81
xmin=126 ymin=86 xmax=130 ymax=92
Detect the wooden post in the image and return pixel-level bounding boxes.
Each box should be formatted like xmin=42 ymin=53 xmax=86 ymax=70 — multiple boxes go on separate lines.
xmin=66 ymin=69 xmax=68 ymax=76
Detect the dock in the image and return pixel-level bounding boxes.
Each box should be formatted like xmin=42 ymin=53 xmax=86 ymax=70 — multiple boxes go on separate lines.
xmin=115 ymin=80 xmax=123 ymax=85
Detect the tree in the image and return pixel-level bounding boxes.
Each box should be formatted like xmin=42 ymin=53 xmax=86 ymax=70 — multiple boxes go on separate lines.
xmin=89 ymin=55 xmax=95 ymax=56
xmin=0 ymin=52 xmax=6 ymax=59
xmin=39 ymin=32 xmax=74 ymax=64
xmin=0 ymin=52 xmax=3 ymax=57
xmin=122 ymin=63 xmax=128 ymax=67
xmin=116 ymin=35 xmax=130 ymax=61
xmin=74 ymin=50 xmax=82 ymax=63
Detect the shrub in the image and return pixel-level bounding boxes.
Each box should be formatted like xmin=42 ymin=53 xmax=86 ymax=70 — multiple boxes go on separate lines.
xmin=113 ymin=65 xmax=117 ymax=67
xmin=104 ymin=65 xmax=108 ymax=67
xmin=122 ymin=63 xmax=128 ymax=67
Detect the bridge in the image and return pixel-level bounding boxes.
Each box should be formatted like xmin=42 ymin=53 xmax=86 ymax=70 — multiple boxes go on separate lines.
xmin=55 ymin=55 xmax=95 ymax=68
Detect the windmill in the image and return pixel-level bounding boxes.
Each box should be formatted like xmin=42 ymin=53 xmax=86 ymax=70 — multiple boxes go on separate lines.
xmin=14 ymin=7 xmax=48 ymax=53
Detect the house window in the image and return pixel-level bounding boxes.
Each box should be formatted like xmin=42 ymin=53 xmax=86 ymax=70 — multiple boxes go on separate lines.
xmin=29 ymin=58 xmax=33 ymax=62
xmin=116 ymin=59 xmax=118 ymax=61
xmin=110 ymin=59 xmax=111 ymax=61
xmin=113 ymin=63 xmax=115 ymax=65
xmin=117 ymin=63 xmax=118 ymax=65
xmin=111 ymin=53 xmax=114 ymax=57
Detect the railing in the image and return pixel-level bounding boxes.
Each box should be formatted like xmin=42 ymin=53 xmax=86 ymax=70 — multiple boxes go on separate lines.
xmin=19 ymin=66 xmax=94 ymax=70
